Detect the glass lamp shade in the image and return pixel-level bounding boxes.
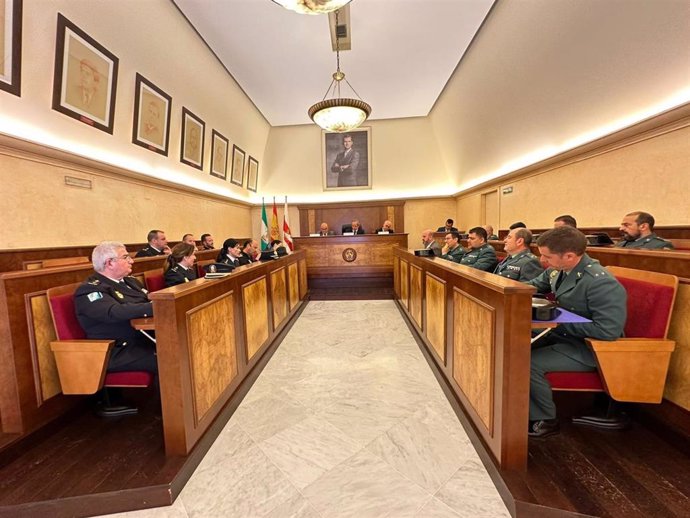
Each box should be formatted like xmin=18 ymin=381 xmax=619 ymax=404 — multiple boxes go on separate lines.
xmin=308 ymin=98 xmax=371 ymax=133
xmin=272 ymin=0 xmax=352 ymax=15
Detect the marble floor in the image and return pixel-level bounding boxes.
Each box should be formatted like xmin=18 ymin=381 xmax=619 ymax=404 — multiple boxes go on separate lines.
xmin=103 ymin=300 xmax=510 ymax=518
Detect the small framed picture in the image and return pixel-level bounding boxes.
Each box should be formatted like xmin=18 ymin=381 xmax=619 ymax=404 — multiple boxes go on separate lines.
xmin=180 ymin=107 xmax=205 ymax=170
xmin=132 ymin=73 xmax=172 ymax=156
xmin=230 ymin=144 xmax=246 ymax=187
xmin=210 ymin=130 xmax=229 ymax=180
xmin=0 ymin=0 xmax=22 ymax=97
xmin=52 ymin=13 xmax=119 ymax=133
xmin=247 ymin=156 xmax=259 ymax=192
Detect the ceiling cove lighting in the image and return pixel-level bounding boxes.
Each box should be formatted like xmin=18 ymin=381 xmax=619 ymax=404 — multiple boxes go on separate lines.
xmin=308 ymin=9 xmax=371 ymax=132
xmin=272 ymin=0 xmax=352 ymax=15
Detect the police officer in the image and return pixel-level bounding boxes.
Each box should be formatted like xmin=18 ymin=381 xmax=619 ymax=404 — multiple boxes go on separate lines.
xmin=164 ymin=243 xmax=198 ymax=287
xmin=459 ymin=227 xmax=498 ymax=272
xmin=616 ymin=211 xmax=674 ymax=250
xmin=216 ymin=238 xmax=244 ymax=269
xmin=75 ymin=241 xmax=157 ymax=373
xmin=440 ymin=231 xmax=465 ymax=263
xmin=494 ymin=228 xmax=543 ymax=282
xmin=526 ymin=227 xmax=626 ymax=438
xmin=135 ymin=229 xmax=172 ymax=257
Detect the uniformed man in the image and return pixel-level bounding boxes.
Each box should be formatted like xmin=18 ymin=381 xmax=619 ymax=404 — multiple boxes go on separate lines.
xmin=216 ymin=238 xmax=243 ymax=269
xmin=421 ymin=229 xmax=443 ymax=256
xmin=200 ymin=233 xmax=215 ymax=250
xmin=240 ymin=239 xmax=260 ymax=264
xmin=494 ymin=228 xmax=543 ymax=282
xmin=459 ymin=227 xmax=498 ymax=272
xmin=437 ymin=218 xmax=458 ymax=233
xmin=181 ymin=233 xmax=197 ymax=247
xmin=553 ymin=215 xmax=577 ymax=228
xmin=616 ymin=211 xmax=674 ymax=250
xmin=526 ymin=227 xmax=627 ymax=438
xmin=440 ymin=231 xmax=465 ymax=263
xmin=483 ymin=225 xmax=499 ymax=240
xmin=135 ymin=229 xmax=171 ymax=257
xmin=163 ymin=243 xmax=198 ymax=287
xmin=75 ymin=241 xmax=157 ymax=374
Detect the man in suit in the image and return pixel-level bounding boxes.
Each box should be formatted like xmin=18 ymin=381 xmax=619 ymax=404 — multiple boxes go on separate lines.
xmin=345 ymin=219 xmax=365 ymax=235
xmin=74 ymin=241 xmax=157 ymax=374
xmin=240 ymin=239 xmax=260 ymax=264
xmin=494 ymin=228 xmax=543 ymax=282
xmin=441 ymin=231 xmax=465 ymax=263
xmin=421 ymin=229 xmax=442 ymax=256
xmin=200 ymin=233 xmax=215 ymax=250
xmin=437 ymin=219 xmax=458 ymax=233
xmin=459 ymin=227 xmax=498 ymax=272
xmin=136 ymin=229 xmax=171 ymax=257
xmin=553 ymin=215 xmax=577 ymax=228
xmin=319 ymin=223 xmax=335 ymax=236
xmin=375 ymin=220 xmax=395 ymax=233
xmin=616 ymin=211 xmax=674 ymax=249
xmin=331 ymin=134 xmax=360 ymax=187
xmin=527 ymin=226 xmax=627 ymax=437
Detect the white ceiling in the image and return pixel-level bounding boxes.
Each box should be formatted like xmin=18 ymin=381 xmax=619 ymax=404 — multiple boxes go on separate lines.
xmin=173 ymin=0 xmax=495 ymax=127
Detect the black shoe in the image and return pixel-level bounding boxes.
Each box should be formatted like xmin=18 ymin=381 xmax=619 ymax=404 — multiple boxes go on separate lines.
xmin=528 ymin=419 xmax=560 ymax=438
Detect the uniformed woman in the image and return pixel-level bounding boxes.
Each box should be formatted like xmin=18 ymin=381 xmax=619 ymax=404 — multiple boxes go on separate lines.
xmin=163 ymin=243 xmax=198 ymax=287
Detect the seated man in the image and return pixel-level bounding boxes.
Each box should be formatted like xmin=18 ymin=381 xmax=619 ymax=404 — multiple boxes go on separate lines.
xmin=553 ymin=215 xmax=577 ymax=228
xmin=182 ymin=233 xmax=196 ymax=246
xmin=527 ymin=227 xmax=626 ymax=437
xmin=509 ymin=221 xmax=527 ymax=230
xmin=483 ymin=225 xmax=499 ymax=240
xmin=437 ymin=218 xmax=458 ymax=233
xmin=440 ymin=231 xmax=465 ymax=263
xmin=343 ymin=219 xmax=365 ymax=235
xmin=494 ymin=228 xmax=543 ymax=281
xmin=217 ymin=238 xmax=243 ymax=269
xmin=200 ymin=233 xmax=215 ymax=250
xmin=421 ymin=229 xmax=442 ymax=256
xmin=375 ymin=220 xmax=395 ymax=233
xmin=136 ymin=229 xmax=171 ymax=257
xmin=616 ymin=211 xmax=674 ymax=250
xmin=240 ymin=239 xmax=260 ymax=263
xmin=319 ymin=223 xmax=335 ymax=236
xmin=459 ymin=227 xmax=498 ymax=272
xmin=270 ymin=239 xmax=288 ymax=256
xmin=75 ymin=241 xmax=157 ymax=374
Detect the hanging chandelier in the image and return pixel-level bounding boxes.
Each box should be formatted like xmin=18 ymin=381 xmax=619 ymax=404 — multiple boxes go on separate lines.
xmin=272 ymin=0 xmax=352 ymax=15
xmin=308 ymin=9 xmax=371 ymax=132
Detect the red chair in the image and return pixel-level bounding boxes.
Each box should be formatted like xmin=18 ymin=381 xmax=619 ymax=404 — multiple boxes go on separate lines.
xmin=144 ymin=270 xmax=166 ymax=292
xmin=47 ymin=283 xmax=154 ymax=416
xmin=545 ymin=266 xmax=678 ymax=429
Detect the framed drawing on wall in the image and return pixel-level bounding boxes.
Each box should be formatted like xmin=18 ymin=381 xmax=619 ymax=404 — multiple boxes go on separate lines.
xmin=210 ymin=130 xmax=229 ymax=180
xmin=323 ymin=127 xmax=371 ymax=190
xmin=0 ymin=0 xmax=22 ymax=96
xmin=132 ymin=73 xmax=171 ymax=156
xmin=52 ymin=13 xmax=119 ymax=133
xmin=180 ymin=107 xmax=205 ymax=170
xmin=230 ymin=144 xmax=246 ymax=187
xmin=247 ymin=156 xmax=259 ymax=192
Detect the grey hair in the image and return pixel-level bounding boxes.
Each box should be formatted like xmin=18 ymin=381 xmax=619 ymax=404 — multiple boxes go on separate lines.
xmin=92 ymin=241 xmax=125 ymax=272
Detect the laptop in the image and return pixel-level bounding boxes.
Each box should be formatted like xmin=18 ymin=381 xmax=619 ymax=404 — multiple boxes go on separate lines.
xmin=585 ymin=233 xmax=614 ymax=246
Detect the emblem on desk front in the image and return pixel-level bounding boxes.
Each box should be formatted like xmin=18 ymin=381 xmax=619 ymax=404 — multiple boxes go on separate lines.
xmin=342 ymin=248 xmax=357 ymax=263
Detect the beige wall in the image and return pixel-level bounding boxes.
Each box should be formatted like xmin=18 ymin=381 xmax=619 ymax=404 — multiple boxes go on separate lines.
xmin=404 ymin=198 xmax=457 ymax=245
xmin=430 ymin=0 xmax=690 ymax=191
xmin=0 ymin=0 xmax=269 ymax=201
xmin=262 ymin=117 xmax=449 ymax=202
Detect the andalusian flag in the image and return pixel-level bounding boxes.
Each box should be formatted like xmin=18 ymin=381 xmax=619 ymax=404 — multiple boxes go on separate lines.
xmin=260 ymin=198 xmax=270 ymax=250
xmin=283 ymin=196 xmax=293 ymax=251
xmin=270 ymin=197 xmax=280 ymax=241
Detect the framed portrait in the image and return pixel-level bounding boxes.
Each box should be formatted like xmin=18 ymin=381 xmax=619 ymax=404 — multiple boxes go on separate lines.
xmin=230 ymin=144 xmax=246 ymax=187
xmin=322 ymin=127 xmax=371 ymax=190
xmin=180 ymin=107 xmax=205 ymax=170
xmin=132 ymin=74 xmax=171 ymax=156
xmin=52 ymin=13 xmax=119 ymax=133
xmin=0 ymin=0 xmax=22 ymax=96
xmin=210 ymin=130 xmax=229 ymax=180
xmin=247 ymin=156 xmax=259 ymax=192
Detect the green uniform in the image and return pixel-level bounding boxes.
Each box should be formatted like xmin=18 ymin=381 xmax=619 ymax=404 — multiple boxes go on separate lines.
xmin=441 ymin=245 xmax=465 ymax=263
xmin=527 ymin=254 xmax=627 ymax=421
xmin=459 ymin=243 xmax=498 ymax=272
xmin=488 ymin=234 xmax=499 ymax=240
xmin=493 ymin=249 xmax=543 ymax=282
xmin=615 ymin=232 xmax=674 ymax=250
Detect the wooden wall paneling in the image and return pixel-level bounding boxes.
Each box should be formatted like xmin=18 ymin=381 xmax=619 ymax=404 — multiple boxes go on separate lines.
xmin=243 ymin=277 xmax=269 ymax=361
xmin=409 ymin=264 xmax=423 ymax=328
xmin=425 ymin=273 xmax=446 ymax=364
xmin=270 ymin=267 xmax=288 ymax=330
xmin=186 ymin=292 xmax=238 ymax=425
xmin=297 ymin=200 xmax=405 ymax=236
xmin=665 ymin=281 xmax=690 ymax=408
xmin=393 ymin=256 xmax=400 ymax=298
xmin=400 ymin=259 xmax=409 ymax=308
xmin=288 ymin=262 xmax=299 ymax=310
xmin=26 ymin=292 xmax=61 ymax=403
xmin=298 ymin=259 xmax=308 ymax=299
xmin=453 ymin=288 xmax=495 ymax=434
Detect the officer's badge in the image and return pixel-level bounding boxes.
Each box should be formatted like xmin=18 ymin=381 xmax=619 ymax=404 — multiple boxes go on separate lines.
xmin=184 ymin=278 xmax=189 ymax=282
xmin=114 ymin=290 xmax=124 ymax=299
xmin=87 ymin=292 xmax=103 ymax=302
xmin=549 ymin=270 xmax=558 ymax=279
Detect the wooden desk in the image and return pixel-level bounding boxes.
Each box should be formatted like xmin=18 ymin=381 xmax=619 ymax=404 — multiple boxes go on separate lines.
xmin=131 ymin=317 xmax=155 ymax=330
xmin=294 ymin=234 xmax=408 ymax=289
xmin=394 ymin=247 xmax=534 ymax=470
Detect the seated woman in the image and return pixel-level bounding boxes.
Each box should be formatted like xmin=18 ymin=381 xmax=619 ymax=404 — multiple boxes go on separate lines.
xmin=163 ymin=243 xmax=198 ymax=287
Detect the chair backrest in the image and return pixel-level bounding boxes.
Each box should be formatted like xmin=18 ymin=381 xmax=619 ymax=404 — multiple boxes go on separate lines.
xmin=607 ymin=266 xmax=678 ymax=339
xmin=341 ymin=224 xmax=352 ymax=234
xmin=46 ymin=283 xmax=86 ymax=340
xmin=197 ymin=259 xmax=215 ymax=278
xmin=144 ymin=270 xmax=166 ymax=292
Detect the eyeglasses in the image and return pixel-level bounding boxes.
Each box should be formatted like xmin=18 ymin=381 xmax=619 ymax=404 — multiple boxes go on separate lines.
xmin=111 ymin=254 xmax=132 ymax=262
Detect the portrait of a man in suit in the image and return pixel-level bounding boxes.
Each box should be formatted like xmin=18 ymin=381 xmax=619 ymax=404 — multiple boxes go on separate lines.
xmin=324 ymin=128 xmax=371 ymax=190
